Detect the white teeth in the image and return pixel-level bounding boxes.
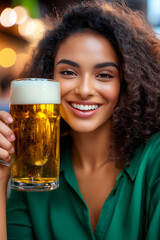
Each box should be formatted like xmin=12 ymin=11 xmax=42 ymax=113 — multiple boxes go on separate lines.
xmin=71 ymin=103 xmax=98 ymax=111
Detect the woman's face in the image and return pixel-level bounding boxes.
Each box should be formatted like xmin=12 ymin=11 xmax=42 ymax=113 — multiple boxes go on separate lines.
xmin=54 ymin=31 xmax=120 ymax=133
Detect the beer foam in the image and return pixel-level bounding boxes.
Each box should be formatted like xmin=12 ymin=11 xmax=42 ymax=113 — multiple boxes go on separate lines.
xmin=10 ymin=80 xmax=61 ymax=104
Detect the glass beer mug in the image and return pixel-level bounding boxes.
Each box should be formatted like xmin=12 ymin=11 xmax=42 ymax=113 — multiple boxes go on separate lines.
xmin=9 ymin=78 xmax=60 ymax=191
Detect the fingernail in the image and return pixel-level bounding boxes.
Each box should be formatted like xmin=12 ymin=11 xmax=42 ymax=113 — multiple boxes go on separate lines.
xmin=7 ymin=117 xmax=13 ymax=123
xmin=10 ymin=147 xmax=15 ymax=154
xmin=10 ymin=134 xmax=15 ymax=141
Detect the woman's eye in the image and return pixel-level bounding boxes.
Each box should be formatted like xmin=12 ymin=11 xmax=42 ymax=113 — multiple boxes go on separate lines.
xmin=60 ymin=70 xmax=76 ymax=76
xmin=96 ymin=72 xmax=113 ymax=79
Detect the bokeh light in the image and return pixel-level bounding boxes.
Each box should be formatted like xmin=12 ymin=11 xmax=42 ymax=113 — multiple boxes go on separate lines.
xmin=18 ymin=18 xmax=45 ymax=41
xmin=13 ymin=52 xmax=29 ymax=75
xmin=0 ymin=8 xmax=17 ymax=27
xmin=0 ymin=48 xmax=17 ymax=68
xmin=13 ymin=6 xmax=29 ymax=25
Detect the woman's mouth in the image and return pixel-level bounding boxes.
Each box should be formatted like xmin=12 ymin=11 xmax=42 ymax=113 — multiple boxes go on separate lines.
xmin=70 ymin=103 xmax=99 ymax=111
xmin=68 ymin=102 xmax=101 ymax=118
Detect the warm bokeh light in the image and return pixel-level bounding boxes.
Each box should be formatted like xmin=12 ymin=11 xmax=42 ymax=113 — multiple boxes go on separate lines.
xmin=13 ymin=52 xmax=29 ymax=75
xmin=0 ymin=8 xmax=17 ymax=27
xmin=18 ymin=18 xmax=36 ymax=37
xmin=13 ymin=6 xmax=29 ymax=25
xmin=32 ymin=19 xmax=45 ymax=40
xmin=18 ymin=18 xmax=45 ymax=41
xmin=0 ymin=48 xmax=17 ymax=68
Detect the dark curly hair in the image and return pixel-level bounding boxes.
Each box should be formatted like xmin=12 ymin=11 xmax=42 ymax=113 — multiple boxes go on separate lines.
xmin=24 ymin=0 xmax=160 ymax=167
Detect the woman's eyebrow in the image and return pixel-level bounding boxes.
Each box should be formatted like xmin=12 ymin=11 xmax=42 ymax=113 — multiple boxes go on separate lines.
xmin=57 ymin=59 xmax=80 ymax=68
xmin=94 ymin=62 xmax=119 ymax=70
xmin=56 ymin=59 xmax=118 ymax=70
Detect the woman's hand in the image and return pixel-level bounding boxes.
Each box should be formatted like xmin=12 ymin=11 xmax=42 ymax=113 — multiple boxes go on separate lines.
xmin=0 ymin=111 xmax=15 ymax=186
xmin=0 ymin=111 xmax=15 ymax=240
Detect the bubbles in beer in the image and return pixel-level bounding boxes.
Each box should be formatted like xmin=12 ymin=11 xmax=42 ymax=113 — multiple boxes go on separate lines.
xmin=10 ymin=103 xmax=60 ymax=183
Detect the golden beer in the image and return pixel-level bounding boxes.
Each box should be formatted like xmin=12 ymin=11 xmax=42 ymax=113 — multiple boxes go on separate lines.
xmin=10 ymin=79 xmax=60 ymax=191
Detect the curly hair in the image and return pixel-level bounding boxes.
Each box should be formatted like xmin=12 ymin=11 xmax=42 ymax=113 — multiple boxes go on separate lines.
xmin=25 ymin=0 xmax=160 ymax=167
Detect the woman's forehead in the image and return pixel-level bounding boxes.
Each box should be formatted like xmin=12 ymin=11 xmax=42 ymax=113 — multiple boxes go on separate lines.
xmin=55 ymin=30 xmax=119 ymax=63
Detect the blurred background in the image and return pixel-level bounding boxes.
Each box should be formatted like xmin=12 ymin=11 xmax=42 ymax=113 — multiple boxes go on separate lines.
xmin=0 ymin=0 xmax=160 ymax=111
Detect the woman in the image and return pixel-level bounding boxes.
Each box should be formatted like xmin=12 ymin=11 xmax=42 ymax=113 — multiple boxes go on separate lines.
xmin=0 ymin=1 xmax=160 ymax=239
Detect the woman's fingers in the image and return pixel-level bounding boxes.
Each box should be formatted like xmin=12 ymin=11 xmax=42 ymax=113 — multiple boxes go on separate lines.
xmin=0 ymin=111 xmax=13 ymax=124
xmin=0 ymin=148 xmax=11 ymax=162
xmin=0 ymin=111 xmax=15 ymax=163
xmin=0 ymin=133 xmax=14 ymax=153
xmin=0 ymin=120 xmax=15 ymax=142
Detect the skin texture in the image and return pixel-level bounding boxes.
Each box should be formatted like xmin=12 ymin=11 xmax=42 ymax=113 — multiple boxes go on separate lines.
xmin=54 ymin=31 xmax=121 ymax=231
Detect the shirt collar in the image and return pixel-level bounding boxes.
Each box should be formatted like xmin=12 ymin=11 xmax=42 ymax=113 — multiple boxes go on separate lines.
xmin=124 ymin=143 xmax=145 ymax=181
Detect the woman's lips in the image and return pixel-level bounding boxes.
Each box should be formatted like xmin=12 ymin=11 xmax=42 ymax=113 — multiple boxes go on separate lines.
xmin=68 ymin=102 xmax=101 ymax=118
xmin=71 ymin=103 xmax=99 ymax=111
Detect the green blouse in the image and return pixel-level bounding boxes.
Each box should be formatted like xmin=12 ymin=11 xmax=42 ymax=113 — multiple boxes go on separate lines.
xmin=7 ymin=133 xmax=160 ymax=240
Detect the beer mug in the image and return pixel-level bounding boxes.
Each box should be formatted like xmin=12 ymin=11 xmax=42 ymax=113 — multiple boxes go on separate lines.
xmin=9 ymin=78 xmax=61 ymax=191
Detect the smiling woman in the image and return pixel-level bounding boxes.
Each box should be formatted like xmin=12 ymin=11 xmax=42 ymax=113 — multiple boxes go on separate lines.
xmin=0 ymin=0 xmax=160 ymax=239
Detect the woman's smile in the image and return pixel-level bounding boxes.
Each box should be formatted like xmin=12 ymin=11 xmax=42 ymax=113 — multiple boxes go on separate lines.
xmin=68 ymin=101 xmax=102 ymax=118
xmin=70 ymin=103 xmax=99 ymax=111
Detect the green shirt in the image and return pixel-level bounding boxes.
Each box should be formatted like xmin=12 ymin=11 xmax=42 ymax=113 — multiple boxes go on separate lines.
xmin=7 ymin=133 xmax=160 ymax=240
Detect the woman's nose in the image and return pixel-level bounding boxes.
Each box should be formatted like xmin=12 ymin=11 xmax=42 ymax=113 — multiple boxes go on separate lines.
xmin=75 ymin=74 xmax=95 ymax=98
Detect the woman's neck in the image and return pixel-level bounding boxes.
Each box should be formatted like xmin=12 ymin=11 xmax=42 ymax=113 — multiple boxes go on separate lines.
xmin=71 ymin=122 xmax=112 ymax=172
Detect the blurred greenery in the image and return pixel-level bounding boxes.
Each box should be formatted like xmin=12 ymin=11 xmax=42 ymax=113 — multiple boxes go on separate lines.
xmin=11 ymin=0 xmax=41 ymax=18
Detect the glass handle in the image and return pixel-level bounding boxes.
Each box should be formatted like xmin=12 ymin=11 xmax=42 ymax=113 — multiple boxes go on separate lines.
xmin=0 ymin=160 xmax=11 ymax=167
